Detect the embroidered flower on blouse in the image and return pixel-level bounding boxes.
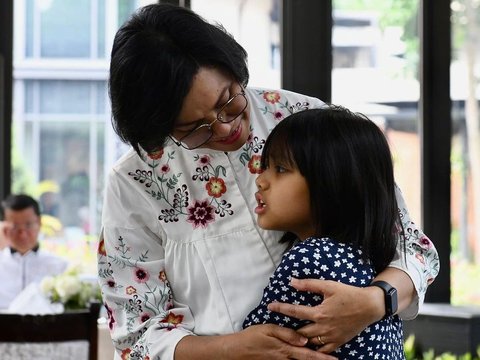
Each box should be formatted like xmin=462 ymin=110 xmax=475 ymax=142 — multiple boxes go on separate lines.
xmin=98 ymin=238 xmax=106 ymax=256
xmin=415 ymin=253 xmax=425 ymax=265
xmin=248 ymin=155 xmax=263 ymax=174
xmin=140 ymin=312 xmax=151 ymax=323
xmin=160 ymin=164 xmax=170 ymax=174
xmin=274 ymin=111 xmax=284 ymax=120
xmin=186 ymin=199 xmax=215 ymax=228
xmin=134 ymin=267 xmax=150 ymax=283
xmin=205 ymin=177 xmax=227 ymax=198
xmin=263 ymin=91 xmax=281 ymax=104
xmin=126 ymin=286 xmax=137 ymax=295
xmin=121 ymin=348 xmax=132 ymax=360
xmin=106 ymin=303 xmax=115 ymax=330
xmin=147 ymin=148 xmax=164 ymax=160
xmin=419 ymin=236 xmax=432 ymax=250
xmin=198 ymin=155 xmax=211 ymax=166
xmin=160 ymin=312 xmax=184 ymax=330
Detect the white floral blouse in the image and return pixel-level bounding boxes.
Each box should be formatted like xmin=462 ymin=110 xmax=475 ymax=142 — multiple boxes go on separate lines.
xmin=97 ymin=87 xmax=440 ymax=360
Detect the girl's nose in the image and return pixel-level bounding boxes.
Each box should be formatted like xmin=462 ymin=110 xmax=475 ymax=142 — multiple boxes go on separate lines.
xmin=255 ymin=174 xmax=265 ymax=190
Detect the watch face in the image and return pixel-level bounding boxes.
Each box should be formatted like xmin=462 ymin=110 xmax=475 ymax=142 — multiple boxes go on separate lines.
xmin=387 ymin=287 xmax=398 ymax=315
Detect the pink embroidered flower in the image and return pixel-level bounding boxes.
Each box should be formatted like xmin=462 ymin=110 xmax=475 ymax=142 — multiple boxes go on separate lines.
xmin=415 ymin=253 xmax=425 ymax=265
xmin=198 ymin=155 xmax=211 ymax=165
xmin=140 ymin=312 xmax=151 ymax=323
xmin=98 ymin=239 xmax=106 ymax=256
xmin=248 ymin=155 xmax=263 ymax=174
xmin=160 ymin=312 xmax=184 ymax=330
xmin=205 ymin=177 xmax=227 ymax=198
xmin=147 ymin=148 xmax=164 ymax=160
xmin=133 ymin=267 xmax=150 ymax=283
xmin=159 ymin=271 xmax=167 ymax=282
xmin=419 ymin=236 xmax=432 ymax=250
xmin=126 ymin=286 xmax=137 ymax=295
xmin=121 ymin=348 xmax=132 ymax=360
xmin=160 ymin=164 xmax=170 ymax=174
xmin=105 ymin=303 xmax=115 ymax=330
xmin=187 ymin=200 xmax=215 ymax=228
xmin=263 ymin=91 xmax=281 ymax=104
xmin=274 ymin=111 xmax=284 ymax=120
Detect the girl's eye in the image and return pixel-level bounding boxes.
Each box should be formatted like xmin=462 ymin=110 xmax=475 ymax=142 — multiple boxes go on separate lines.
xmin=275 ymin=165 xmax=287 ymax=173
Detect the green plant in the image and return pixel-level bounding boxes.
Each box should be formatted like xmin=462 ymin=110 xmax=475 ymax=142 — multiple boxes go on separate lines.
xmin=404 ymin=335 xmax=480 ymax=359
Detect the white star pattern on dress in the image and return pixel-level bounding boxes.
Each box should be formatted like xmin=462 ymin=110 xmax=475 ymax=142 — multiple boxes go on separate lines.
xmin=243 ymin=237 xmax=405 ymax=359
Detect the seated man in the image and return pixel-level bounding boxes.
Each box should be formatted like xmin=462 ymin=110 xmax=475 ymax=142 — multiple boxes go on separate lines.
xmin=0 ymin=194 xmax=68 ymax=309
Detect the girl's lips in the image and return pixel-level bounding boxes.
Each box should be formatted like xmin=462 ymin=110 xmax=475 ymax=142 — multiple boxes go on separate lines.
xmin=255 ymin=192 xmax=266 ymax=214
xmin=215 ymin=122 xmax=242 ymax=145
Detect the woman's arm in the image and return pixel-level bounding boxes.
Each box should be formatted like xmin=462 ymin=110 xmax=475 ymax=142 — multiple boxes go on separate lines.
xmin=268 ymin=268 xmax=413 ymax=353
xmin=175 ymin=326 xmax=338 ymax=360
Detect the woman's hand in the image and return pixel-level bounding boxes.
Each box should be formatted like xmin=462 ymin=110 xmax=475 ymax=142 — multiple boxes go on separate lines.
xmin=175 ymin=324 xmax=338 ymax=360
xmin=267 ymin=278 xmax=385 ymax=354
xmin=228 ymin=324 xmax=338 ymax=360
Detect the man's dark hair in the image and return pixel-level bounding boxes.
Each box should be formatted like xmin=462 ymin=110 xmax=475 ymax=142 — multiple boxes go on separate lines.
xmin=109 ymin=4 xmax=249 ymax=156
xmin=1 ymin=194 xmax=41 ymax=220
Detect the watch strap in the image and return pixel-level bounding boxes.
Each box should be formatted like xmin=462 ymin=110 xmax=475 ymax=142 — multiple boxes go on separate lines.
xmin=369 ymin=280 xmax=398 ymax=319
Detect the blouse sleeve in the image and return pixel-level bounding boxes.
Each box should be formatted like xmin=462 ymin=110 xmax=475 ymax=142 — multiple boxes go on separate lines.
xmin=97 ymin=169 xmax=195 ymax=360
xmin=390 ymin=185 xmax=440 ymax=320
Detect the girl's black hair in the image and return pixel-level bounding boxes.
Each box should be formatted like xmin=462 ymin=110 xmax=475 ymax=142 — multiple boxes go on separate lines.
xmin=261 ymin=106 xmax=404 ymax=274
xmin=109 ymin=4 xmax=249 ymax=156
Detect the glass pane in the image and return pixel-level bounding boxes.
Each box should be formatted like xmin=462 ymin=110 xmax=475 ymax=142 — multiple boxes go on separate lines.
xmin=13 ymin=1 xmax=155 ymax=273
xmin=450 ymin=0 xmax=480 ymax=306
xmin=40 ymin=0 xmax=91 ymax=58
xmin=97 ymin=0 xmax=106 ymax=58
xmin=39 ymin=80 xmax=91 ymax=114
xmin=190 ymin=0 xmax=281 ymax=89
xmin=25 ymin=0 xmax=34 ymax=57
xmin=332 ymin=0 xmax=421 ymax=224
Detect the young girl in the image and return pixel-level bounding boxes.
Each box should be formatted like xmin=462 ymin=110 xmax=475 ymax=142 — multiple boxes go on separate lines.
xmin=244 ymin=106 xmax=406 ymax=359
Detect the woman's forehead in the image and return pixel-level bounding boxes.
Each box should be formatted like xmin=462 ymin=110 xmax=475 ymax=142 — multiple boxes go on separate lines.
xmin=176 ymin=67 xmax=231 ymax=125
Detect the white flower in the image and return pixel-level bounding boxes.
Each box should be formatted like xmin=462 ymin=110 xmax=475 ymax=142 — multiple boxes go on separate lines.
xmin=55 ymin=275 xmax=82 ymax=301
xmin=40 ymin=276 xmax=55 ymax=295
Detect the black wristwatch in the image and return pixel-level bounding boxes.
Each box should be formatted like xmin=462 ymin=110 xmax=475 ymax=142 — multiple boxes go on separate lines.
xmin=369 ymin=280 xmax=398 ymax=318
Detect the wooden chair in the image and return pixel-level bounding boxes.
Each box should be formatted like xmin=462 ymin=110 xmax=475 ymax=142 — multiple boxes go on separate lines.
xmin=0 ymin=302 xmax=101 ymax=360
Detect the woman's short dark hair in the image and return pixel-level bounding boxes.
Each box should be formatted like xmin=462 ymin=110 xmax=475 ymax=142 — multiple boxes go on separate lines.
xmin=109 ymin=4 xmax=249 ymax=156
xmin=1 ymin=194 xmax=41 ymax=219
xmin=261 ymin=106 xmax=403 ymax=273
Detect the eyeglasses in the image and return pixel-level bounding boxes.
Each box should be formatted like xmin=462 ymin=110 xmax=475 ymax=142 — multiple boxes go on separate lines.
xmin=5 ymin=221 xmax=40 ymax=234
xmin=170 ymin=89 xmax=248 ymax=150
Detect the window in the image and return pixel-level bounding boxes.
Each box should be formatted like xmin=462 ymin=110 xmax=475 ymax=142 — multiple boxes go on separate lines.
xmin=12 ymin=0 xmax=156 ymax=271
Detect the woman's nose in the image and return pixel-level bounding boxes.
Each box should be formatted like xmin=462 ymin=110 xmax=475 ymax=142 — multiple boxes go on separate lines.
xmin=210 ymin=119 xmax=234 ymax=137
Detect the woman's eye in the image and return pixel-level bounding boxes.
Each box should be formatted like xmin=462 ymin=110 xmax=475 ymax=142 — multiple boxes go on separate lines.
xmin=176 ymin=122 xmax=201 ymax=133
